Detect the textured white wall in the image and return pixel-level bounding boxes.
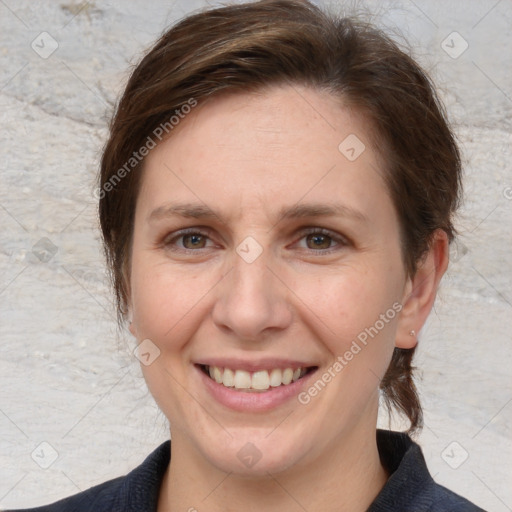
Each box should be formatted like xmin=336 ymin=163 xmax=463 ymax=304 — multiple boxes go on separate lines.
xmin=0 ymin=0 xmax=510 ymax=510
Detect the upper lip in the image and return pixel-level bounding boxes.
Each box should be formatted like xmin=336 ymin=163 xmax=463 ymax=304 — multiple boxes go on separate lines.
xmin=195 ymin=358 xmax=318 ymax=372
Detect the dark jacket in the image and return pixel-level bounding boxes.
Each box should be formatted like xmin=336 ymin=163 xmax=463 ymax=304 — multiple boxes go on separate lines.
xmin=7 ymin=430 xmax=486 ymax=511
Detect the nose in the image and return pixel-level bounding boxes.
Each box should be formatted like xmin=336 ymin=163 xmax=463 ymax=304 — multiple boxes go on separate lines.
xmin=211 ymin=247 xmax=293 ymax=343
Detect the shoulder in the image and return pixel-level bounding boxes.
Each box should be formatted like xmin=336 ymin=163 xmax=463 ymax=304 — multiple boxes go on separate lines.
xmin=369 ymin=430 xmax=487 ymax=512
xmin=429 ymin=482 xmax=487 ymax=512
xmin=5 ymin=476 xmax=126 ymax=512
xmin=5 ymin=441 xmax=170 ymax=512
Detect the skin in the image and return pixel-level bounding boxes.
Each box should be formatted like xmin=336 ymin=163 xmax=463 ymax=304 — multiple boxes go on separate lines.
xmin=128 ymin=84 xmax=449 ymax=512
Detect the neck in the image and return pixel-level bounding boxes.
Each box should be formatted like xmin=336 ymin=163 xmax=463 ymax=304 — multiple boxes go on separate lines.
xmin=158 ymin=414 xmax=388 ymax=512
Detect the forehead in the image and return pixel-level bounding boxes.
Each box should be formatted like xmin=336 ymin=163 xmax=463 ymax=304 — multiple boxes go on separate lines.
xmin=138 ymin=84 xmax=390 ymax=219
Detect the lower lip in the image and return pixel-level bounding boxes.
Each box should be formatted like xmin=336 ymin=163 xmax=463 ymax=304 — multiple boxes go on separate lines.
xmin=195 ymin=365 xmax=317 ymax=412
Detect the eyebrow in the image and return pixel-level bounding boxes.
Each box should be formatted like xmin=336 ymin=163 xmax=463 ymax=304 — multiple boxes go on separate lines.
xmin=149 ymin=203 xmax=218 ymax=222
xmin=147 ymin=201 xmax=368 ymax=224
xmin=277 ymin=203 xmax=367 ymax=222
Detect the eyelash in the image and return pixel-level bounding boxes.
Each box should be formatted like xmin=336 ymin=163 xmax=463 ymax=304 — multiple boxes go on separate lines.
xmin=298 ymin=228 xmax=348 ymax=253
xmin=162 ymin=227 xmax=348 ymax=255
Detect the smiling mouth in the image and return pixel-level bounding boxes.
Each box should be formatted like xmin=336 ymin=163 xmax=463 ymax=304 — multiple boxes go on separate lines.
xmin=199 ymin=364 xmax=317 ymax=392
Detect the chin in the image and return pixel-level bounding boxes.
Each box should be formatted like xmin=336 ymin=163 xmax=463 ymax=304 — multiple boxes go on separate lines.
xmin=197 ymin=427 xmax=313 ymax=477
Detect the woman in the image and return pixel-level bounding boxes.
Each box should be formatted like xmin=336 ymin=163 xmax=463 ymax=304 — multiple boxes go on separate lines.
xmin=9 ymin=0 xmax=486 ymax=510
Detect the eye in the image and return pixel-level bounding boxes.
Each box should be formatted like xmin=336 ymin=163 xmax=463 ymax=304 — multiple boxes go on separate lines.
xmin=163 ymin=228 xmax=214 ymax=251
xmin=295 ymin=228 xmax=347 ymax=253
xmin=181 ymin=233 xmax=208 ymax=249
xmin=306 ymin=233 xmax=333 ymax=249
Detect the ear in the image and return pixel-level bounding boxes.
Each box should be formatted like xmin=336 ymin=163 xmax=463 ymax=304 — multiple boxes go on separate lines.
xmin=128 ymin=319 xmax=136 ymax=338
xmin=122 ymin=262 xmax=136 ymax=337
xmin=127 ymin=304 xmax=138 ymax=338
xmin=396 ymin=229 xmax=449 ymax=349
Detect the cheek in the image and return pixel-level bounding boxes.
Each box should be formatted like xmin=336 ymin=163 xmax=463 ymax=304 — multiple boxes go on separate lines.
xmin=292 ymin=263 xmax=402 ymax=362
xmin=129 ymin=258 xmax=217 ymax=418
xmin=130 ymin=255 xmax=216 ymax=343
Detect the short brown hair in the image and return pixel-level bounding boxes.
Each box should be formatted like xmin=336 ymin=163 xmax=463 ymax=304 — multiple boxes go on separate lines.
xmin=98 ymin=0 xmax=461 ymax=433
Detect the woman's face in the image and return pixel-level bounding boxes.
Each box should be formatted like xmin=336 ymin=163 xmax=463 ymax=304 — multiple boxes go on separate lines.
xmin=129 ymin=85 xmax=411 ymax=475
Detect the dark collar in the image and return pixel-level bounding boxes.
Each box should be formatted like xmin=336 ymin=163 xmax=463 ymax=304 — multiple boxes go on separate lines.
xmin=117 ymin=439 xmax=170 ymax=511
xmin=369 ymin=429 xmax=435 ymax=511
xmin=119 ymin=430 xmax=482 ymax=512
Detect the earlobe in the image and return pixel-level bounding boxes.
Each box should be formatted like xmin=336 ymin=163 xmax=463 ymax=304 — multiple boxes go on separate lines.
xmin=396 ymin=230 xmax=449 ymax=349
xmin=127 ymin=306 xmax=137 ymax=338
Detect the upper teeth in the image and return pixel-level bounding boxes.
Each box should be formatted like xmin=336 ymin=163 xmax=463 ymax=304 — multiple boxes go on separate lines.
xmin=206 ymin=366 xmax=307 ymax=390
